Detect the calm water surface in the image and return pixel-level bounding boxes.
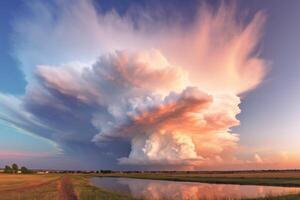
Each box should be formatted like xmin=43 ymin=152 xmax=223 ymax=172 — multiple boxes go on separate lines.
xmin=90 ymin=177 xmax=300 ymax=200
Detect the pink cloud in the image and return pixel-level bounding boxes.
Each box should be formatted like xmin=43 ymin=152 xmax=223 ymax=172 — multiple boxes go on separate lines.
xmin=0 ymin=1 xmax=270 ymax=169
xmin=0 ymin=150 xmax=52 ymax=159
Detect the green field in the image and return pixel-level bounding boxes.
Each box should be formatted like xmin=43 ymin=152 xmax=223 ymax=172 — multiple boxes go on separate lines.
xmin=1 ymin=171 xmax=300 ymax=200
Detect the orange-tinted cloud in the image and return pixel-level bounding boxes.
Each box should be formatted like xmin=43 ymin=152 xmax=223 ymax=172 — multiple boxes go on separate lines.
xmin=0 ymin=0 xmax=269 ymax=169
xmin=161 ymin=3 xmax=267 ymax=94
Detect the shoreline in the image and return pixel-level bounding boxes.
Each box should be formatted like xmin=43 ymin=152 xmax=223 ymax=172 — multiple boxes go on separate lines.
xmin=93 ymin=172 xmax=300 ymax=188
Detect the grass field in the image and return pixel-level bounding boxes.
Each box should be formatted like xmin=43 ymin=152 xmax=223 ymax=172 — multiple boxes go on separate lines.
xmin=1 ymin=171 xmax=300 ymax=199
xmin=0 ymin=174 xmax=136 ymax=200
xmin=0 ymin=174 xmax=60 ymax=200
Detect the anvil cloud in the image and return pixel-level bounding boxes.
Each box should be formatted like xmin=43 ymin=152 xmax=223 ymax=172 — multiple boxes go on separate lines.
xmin=0 ymin=0 xmax=267 ymax=168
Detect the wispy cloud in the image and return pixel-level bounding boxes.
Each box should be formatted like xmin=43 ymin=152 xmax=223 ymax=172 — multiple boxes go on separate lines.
xmin=0 ymin=150 xmax=52 ymax=159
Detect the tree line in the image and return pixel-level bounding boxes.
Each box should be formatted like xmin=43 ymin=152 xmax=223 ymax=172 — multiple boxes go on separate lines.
xmin=3 ymin=163 xmax=32 ymax=174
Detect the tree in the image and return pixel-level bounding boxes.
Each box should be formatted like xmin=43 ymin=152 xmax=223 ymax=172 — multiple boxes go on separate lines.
xmin=12 ymin=163 xmax=18 ymax=173
xmin=20 ymin=166 xmax=30 ymax=174
xmin=4 ymin=165 xmax=12 ymax=173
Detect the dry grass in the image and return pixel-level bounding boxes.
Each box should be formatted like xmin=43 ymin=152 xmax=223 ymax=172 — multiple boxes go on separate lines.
xmin=0 ymin=174 xmax=60 ymax=200
xmin=0 ymin=174 xmax=59 ymax=191
xmin=0 ymin=174 xmax=136 ymax=200
xmin=58 ymin=176 xmax=78 ymax=200
xmin=1 ymin=172 xmax=300 ymax=200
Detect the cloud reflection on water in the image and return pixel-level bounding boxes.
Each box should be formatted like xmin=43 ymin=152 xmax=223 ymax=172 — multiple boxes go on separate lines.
xmin=91 ymin=177 xmax=300 ymax=200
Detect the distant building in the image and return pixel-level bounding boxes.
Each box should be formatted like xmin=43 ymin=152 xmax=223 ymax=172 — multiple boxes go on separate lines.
xmin=37 ymin=171 xmax=49 ymax=174
xmin=0 ymin=169 xmax=4 ymax=173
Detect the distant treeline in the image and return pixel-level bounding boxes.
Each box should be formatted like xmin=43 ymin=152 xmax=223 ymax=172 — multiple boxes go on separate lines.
xmin=3 ymin=166 xmax=300 ymax=174
xmin=3 ymin=163 xmax=32 ymax=174
xmin=49 ymin=170 xmax=114 ymax=174
xmin=46 ymin=169 xmax=300 ymax=174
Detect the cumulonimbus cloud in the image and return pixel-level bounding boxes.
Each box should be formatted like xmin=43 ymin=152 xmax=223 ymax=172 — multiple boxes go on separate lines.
xmin=0 ymin=0 xmax=267 ymax=168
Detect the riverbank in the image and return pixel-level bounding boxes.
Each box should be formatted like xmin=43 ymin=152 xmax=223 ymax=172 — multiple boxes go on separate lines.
xmin=96 ymin=171 xmax=300 ymax=187
xmin=1 ymin=172 xmax=300 ymax=199
xmin=91 ymin=174 xmax=300 ymax=200
xmin=87 ymin=175 xmax=300 ymax=200
xmin=71 ymin=175 xmax=137 ymax=200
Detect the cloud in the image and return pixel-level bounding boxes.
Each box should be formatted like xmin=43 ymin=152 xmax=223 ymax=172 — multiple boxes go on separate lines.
xmin=0 ymin=0 xmax=268 ymax=168
xmin=0 ymin=150 xmax=52 ymax=159
xmin=0 ymin=49 xmax=242 ymax=168
xmin=13 ymin=0 xmax=267 ymax=94
xmin=114 ymin=87 xmax=240 ymax=165
xmin=254 ymin=153 xmax=263 ymax=164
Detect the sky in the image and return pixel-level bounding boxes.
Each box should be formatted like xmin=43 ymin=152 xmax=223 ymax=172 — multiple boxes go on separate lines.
xmin=0 ymin=0 xmax=300 ymax=170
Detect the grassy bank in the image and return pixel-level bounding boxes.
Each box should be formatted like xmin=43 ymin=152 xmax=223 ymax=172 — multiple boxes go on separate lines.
xmin=70 ymin=175 xmax=137 ymax=200
xmin=1 ymin=172 xmax=300 ymax=200
xmin=98 ymin=171 xmax=300 ymax=187
xmin=95 ymin=172 xmax=300 ymax=200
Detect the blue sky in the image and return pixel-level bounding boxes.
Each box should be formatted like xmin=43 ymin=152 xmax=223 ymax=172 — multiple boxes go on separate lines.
xmin=0 ymin=1 xmax=26 ymax=94
xmin=0 ymin=0 xmax=56 ymax=162
xmin=1 ymin=0 xmax=300 ymax=170
xmin=235 ymin=0 xmax=300 ymax=152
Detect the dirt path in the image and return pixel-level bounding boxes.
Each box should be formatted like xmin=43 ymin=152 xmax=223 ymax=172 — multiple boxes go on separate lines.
xmin=58 ymin=176 xmax=78 ymax=200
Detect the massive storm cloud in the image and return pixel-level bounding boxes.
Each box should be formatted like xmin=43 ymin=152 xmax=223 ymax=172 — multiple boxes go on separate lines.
xmin=0 ymin=1 xmax=267 ymax=169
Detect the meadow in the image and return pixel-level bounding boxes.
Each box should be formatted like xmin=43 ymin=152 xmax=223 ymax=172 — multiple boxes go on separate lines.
xmin=1 ymin=171 xmax=300 ymax=200
xmin=0 ymin=173 xmax=135 ymax=200
xmin=0 ymin=174 xmax=60 ymax=200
